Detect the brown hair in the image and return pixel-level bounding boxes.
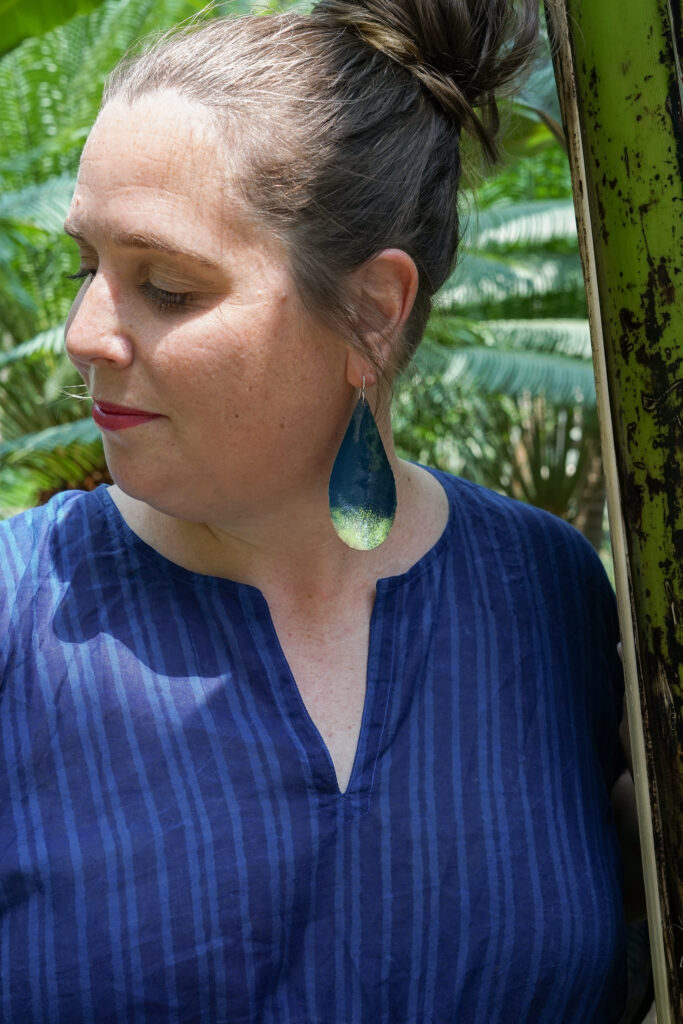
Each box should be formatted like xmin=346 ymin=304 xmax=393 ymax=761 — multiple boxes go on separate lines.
xmin=103 ymin=0 xmax=539 ymax=382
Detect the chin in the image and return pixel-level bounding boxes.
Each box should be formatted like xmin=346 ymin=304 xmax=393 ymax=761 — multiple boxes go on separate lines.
xmin=104 ymin=447 xmax=170 ymax=506
xmin=107 ymin=452 xmax=215 ymax=524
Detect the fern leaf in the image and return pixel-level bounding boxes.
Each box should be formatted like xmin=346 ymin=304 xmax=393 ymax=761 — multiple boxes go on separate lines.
xmin=465 ymin=200 xmax=577 ymax=249
xmin=429 ymin=345 xmax=596 ymax=407
xmin=0 ymin=175 xmax=76 ymax=233
xmin=476 ymin=319 xmax=592 ymax=359
xmin=0 ymin=416 xmax=99 ymax=460
xmin=0 ymin=324 xmax=66 ymax=367
xmin=437 ymin=252 xmax=585 ymax=312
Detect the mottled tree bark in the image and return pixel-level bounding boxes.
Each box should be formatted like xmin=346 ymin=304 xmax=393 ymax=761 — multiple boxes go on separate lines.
xmin=548 ymin=1 xmax=683 ymax=1020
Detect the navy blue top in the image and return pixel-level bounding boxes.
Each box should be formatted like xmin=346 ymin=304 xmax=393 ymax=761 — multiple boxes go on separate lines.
xmin=0 ymin=472 xmax=626 ymax=1023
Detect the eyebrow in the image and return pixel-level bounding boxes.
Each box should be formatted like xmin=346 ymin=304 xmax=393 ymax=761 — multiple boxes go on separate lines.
xmin=63 ymin=222 xmax=222 ymax=271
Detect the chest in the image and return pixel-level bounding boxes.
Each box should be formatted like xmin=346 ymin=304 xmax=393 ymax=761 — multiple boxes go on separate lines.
xmin=1 ymin=635 xmax=625 ymax=1024
xmin=4 ymin=551 xmax=626 ymax=1022
xmin=266 ymin=600 xmax=374 ymax=793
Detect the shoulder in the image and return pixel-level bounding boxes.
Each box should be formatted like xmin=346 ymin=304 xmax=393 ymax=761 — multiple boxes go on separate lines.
xmin=431 ymin=467 xmax=615 ymax=612
xmin=0 ymin=488 xmax=109 ymax=633
xmin=434 ymin=467 xmax=594 ymax=545
xmin=0 ymin=488 xmax=102 ymax=576
xmin=0 ymin=488 xmax=116 ymax=681
xmin=435 ymin=468 xmax=604 ymax=559
xmin=431 ymin=469 xmax=624 ymax=779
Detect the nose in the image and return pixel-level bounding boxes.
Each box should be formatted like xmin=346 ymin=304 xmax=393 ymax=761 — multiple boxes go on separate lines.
xmin=65 ymin=272 xmax=134 ymax=372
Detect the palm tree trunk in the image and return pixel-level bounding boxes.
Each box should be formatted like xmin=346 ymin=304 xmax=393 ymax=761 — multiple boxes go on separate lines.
xmin=547 ymin=1 xmax=683 ymax=1021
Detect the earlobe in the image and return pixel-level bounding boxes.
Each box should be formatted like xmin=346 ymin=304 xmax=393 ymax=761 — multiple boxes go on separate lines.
xmin=345 ymin=350 xmax=377 ymax=390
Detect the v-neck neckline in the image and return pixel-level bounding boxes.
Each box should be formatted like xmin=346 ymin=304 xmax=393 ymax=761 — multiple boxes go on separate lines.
xmin=237 ymin=582 xmax=393 ymax=803
xmin=93 ymin=470 xmax=457 ymax=805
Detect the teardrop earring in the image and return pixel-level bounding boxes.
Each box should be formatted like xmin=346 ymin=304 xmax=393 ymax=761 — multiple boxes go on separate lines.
xmin=328 ymin=376 xmax=397 ymax=550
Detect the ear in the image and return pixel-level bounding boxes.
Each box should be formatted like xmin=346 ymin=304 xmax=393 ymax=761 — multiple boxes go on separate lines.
xmin=345 ymin=248 xmax=419 ymax=389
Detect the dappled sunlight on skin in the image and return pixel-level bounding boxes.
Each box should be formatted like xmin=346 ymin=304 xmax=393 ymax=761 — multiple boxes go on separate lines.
xmin=62 ymin=93 xmax=354 ymax=542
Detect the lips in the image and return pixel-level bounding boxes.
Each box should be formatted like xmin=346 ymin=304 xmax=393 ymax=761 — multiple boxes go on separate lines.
xmin=95 ymin=400 xmax=158 ymax=416
xmin=92 ymin=399 xmax=162 ymax=432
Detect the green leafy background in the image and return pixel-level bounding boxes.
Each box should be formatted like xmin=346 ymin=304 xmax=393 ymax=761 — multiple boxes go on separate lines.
xmin=0 ymin=0 xmax=610 ymax=574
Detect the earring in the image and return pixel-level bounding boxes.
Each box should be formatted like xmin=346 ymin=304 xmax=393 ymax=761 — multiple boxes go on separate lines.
xmin=329 ymin=376 xmax=397 ymax=550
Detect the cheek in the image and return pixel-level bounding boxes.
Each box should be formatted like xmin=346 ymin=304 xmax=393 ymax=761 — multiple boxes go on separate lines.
xmin=153 ymin=301 xmax=340 ymax=439
xmin=152 ymin=326 xmax=260 ymax=437
xmin=159 ymin=305 xmax=293 ymax=390
xmin=161 ymin=336 xmax=249 ymax=389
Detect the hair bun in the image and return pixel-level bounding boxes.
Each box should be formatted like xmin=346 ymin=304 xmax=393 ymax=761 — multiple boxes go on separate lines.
xmin=314 ymin=0 xmax=539 ymax=161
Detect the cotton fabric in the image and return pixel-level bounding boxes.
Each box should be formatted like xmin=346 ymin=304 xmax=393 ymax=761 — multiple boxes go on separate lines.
xmin=0 ymin=472 xmax=626 ymax=1023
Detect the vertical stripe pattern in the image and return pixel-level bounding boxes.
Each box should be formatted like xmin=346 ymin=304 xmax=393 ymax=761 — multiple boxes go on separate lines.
xmin=0 ymin=474 xmax=626 ymax=1023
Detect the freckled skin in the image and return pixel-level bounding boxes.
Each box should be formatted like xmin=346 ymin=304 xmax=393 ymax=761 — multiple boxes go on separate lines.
xmin=62 ymin=94 xmax=467 ymax=794
xmin=65 ymin=91 xmax=353 ymax=527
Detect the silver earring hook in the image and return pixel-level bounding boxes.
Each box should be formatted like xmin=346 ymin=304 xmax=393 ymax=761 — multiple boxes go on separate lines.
xmin=360 ymin=375 xmax=366 ymax=403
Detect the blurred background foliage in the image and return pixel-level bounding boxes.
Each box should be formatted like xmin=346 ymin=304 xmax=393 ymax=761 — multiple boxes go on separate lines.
xmin=0 ymin=0 xmax=610 ymax=570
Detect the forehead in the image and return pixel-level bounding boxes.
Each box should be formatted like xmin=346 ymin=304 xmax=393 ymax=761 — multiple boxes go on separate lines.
xmin=68 ymin=92 xmax=260 ymax=254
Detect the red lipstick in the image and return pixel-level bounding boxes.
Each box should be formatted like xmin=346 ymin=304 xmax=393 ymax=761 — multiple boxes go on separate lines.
xmin=92 ymin=400 xmax=162 ymax=431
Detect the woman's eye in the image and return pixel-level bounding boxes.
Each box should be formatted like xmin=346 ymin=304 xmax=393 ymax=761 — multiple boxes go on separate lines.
xmin=64 ymin=270 xmax=191 ymax=313
xmin=65 ymin=268 xmax=96 ymax=282
xmin=140 ymin=281 xmax=192 ymax=313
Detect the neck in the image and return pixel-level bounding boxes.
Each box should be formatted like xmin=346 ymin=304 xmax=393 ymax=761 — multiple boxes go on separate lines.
xmin=109 ymin=456 xmax=447 ymax=603
xmin=108 ymin=407 xmax=449 ymax=601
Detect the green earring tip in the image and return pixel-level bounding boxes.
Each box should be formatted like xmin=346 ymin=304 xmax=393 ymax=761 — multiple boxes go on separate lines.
xmin=329 ymin=397 xmax=397 ymax=551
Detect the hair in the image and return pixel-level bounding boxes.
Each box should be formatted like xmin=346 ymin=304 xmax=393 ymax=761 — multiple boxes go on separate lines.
xmin=103 ymin=0 xmax=539 ymax=384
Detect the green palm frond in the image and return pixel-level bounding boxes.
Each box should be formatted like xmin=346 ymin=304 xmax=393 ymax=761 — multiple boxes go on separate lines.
xmin=0 ymin=175 xmax=76 ymax=234
xmin=424 ymin=315 xmax=592 ymax=359
xmin=1 ymin=0 xmax=107 ymax=57
xmin=0 ymin=181 xmax=76 ymax=335
xmin=474 ymin=319 xmax=592 ymax=359
xmin=0 ymin=416 xmax=105 ymax=517
xmin=437 ymin=251 xmax=585 ymax=313
xmin=410 ymin=313 xmax=595 ymax=420
xmin=0 ymin=324 xmax=66 ymax=367
xmin=0 ymin=0 xmax=208 ymax=189
xmin=465 ymin=199 xmax=577 ymax=249
xmin=486 ymin=398 xmax=596 ymax=517
xmin=0 ymin=369 xmax=85 ymax=439
xmin=0 ymin=415 xmax=99 ymax=460
xmin=0 ymin=263 xmax=38 ymax=322
xmin=0 ymin=342 xmax=101 ymax=513
xmin=0 ymin=326 xmax=85 ymax=443
xmin=0 ymin=416 xmax=103 ymax=503
xmin=431 ymin=345 xmax=595 ymax=407
xmin=515 ymin=55 xmax=565 ymax=148
xmin=473 ymin=147 xmax=573 ymax=207
xmin=0 ymin=0 xmax=213 ymax=341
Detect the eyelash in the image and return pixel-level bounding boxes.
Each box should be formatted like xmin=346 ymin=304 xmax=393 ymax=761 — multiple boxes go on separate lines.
xmin=65 ymin=268 xmax=191 ymax=313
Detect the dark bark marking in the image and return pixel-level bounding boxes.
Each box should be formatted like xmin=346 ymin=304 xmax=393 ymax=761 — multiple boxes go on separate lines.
xmin=619 ymin=306 xmax=642 ymax=357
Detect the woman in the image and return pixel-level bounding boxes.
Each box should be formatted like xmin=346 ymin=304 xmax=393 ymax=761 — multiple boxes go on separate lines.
xmin=0 ymin=1 xmax=641 ymax=1020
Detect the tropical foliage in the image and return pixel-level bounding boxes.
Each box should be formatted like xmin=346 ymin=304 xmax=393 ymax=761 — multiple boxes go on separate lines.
xmin=0 ymin=0 xmax=606 ymax=556
xmin=0 ymin=0 xmax=206 ymax=515
xmin=393 ymin=143 xmax=607 ymax=549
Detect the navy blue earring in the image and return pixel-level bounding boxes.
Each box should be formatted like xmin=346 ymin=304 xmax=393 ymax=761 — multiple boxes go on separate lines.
xmin=329 ymin=376 xmax=397 ymax=550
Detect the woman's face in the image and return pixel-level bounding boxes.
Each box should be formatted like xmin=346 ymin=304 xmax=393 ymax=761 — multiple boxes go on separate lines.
xmin=64 ymin=92 xmax=352 ymax=524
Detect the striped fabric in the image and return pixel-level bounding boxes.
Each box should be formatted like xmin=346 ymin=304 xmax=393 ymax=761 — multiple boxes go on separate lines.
xmin=0 ymin=471 xmax=626 ymax=1023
